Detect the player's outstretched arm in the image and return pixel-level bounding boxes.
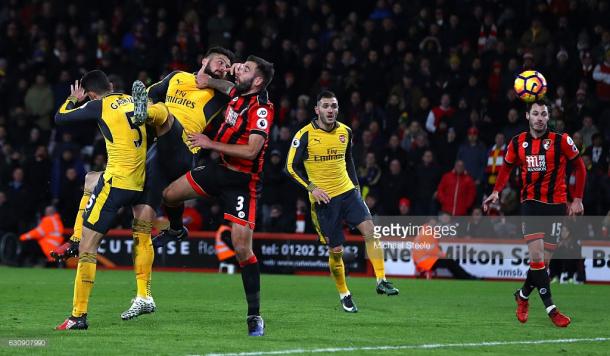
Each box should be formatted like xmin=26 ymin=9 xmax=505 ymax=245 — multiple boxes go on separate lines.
xmin=55 ymin=80 xmax=101 ymax=124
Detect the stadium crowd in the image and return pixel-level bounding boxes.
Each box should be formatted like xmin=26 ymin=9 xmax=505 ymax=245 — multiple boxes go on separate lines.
xmin=1 ymin=0 xmax=610 ymax=238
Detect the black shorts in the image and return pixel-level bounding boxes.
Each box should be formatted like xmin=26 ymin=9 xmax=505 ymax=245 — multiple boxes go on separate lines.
xmin=521 ymin=200 xmax=566 ymax=250
xmin=145 ymin=118 xmax=195 ymax=208
xmin=186 ymin=163 xmax=259 ymax=229
xmin=311 ymin=189 xmax=372 ymax=248
xmin=83 ymin=175 xmax=143 ymax=234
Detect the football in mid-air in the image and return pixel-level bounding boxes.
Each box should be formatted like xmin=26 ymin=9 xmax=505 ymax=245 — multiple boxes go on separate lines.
xmin=513 ymin=70 xmax=547 ymax=102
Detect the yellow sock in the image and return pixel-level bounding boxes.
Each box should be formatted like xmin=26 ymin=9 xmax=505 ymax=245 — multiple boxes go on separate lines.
xmin=72 ymin=252 xmax=97 ymax=317
xmin=146 ymin=102 xmax=169 ymax=127
xmin=329 ymin=250 xmax=349 ymax=295
xmin=132 ymin=219 xmax=154 ymax=298
xmin=71 ymin=192 xmax=91 ymax=243
xmin=365 ymin=234 xmax=385 ymax=281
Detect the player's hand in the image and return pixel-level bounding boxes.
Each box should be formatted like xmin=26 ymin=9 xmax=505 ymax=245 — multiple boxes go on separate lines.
xmin=187 ymin=133 xmax=214 ymax=150
xmin=70 ymin=80 xmax=86 ymax=102
xmin=568 ymin=198 xmax=584 ymax=216
xmin=195 ymin=72 xmax=211 ymax=89
xmin=311 ymin=188 xmax=331 ymax=204
xmin=482 ymin=191 xmax=499 ymax=213
xmin=229 ymin=63 xmax=244 ymax=76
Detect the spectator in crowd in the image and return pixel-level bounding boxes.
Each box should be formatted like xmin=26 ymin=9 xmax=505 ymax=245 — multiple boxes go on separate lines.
xmin=267 ymin=204 xmax=293 ymax=233
xmin=380 ymin=159 xmax=410 ymax=215
xmin=485 ymin=133 xmax=506 ymax=194
xmin=397 ymin=197 xmax=410 ymax=216
xmin=0 ymin=191 xmax=16 ymax=234
xmin=413 ymin=150 xmax=442 ymax=215
xmin=457 ymin=127 xmax=487 ymax=192
xmin=436 ymin=160 xmax=476 ymax=216
xmin=18 ymin=205 xmax=63 ymax=266
xmin=584 ymin=133 xmax=608 ymax=174
xmin=577 ymin=116 xmax=599 ymax=149
xmin=24 ymin=74 xmax=54 ymax=131
xmin=358 ymin=152 xmax=382 ymax=196
xmin=464 ymin=207 xmax=495 ymax=238
xmin=593 ymin=49 xmax=610 ymax=104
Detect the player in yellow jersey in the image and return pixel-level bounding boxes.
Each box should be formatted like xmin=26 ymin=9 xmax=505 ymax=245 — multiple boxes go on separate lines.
xmin=142 ymin=47 xmax=235 ymax=247
xmin=51 ymin=47 xmax=234 ymax=257
xmin=286 ymin=90 xmax=399 ymax=313
xmin=54 ymin=70 xmax=168 ymax=330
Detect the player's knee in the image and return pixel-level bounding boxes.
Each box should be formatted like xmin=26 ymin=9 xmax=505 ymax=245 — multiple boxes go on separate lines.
xmin=162 ymin=186 xmax=177 ymax=206
xmin=330 ymin=245 xmax=343 ymax=253
xmin=530 ymin=249 xmax=544 ymax=263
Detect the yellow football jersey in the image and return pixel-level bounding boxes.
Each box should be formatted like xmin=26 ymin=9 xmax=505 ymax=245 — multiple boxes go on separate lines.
xmin=56 ymin=93 xmax=147 ymax=191
xmin=147 ymin=71 xmax=229 ymax=153
xmin=286 ymin=120 xmax=358 ymax=199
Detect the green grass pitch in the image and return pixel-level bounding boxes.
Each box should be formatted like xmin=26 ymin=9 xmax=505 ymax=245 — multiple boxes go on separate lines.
xmin=1 ymin=266 xmax=609 ymax=355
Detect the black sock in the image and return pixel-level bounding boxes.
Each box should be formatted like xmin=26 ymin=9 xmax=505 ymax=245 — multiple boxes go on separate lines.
xmin=520 ymin=269 xmax=535 ymax=298
xmin=529 ymin=268 xmax=555 ymax=310
xmin=241 ymin=258 xmax=260 ymax=316
xmin=165 ymin=204 xmax=184 ymax=231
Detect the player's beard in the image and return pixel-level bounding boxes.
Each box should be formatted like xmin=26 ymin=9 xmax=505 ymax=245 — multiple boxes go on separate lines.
xmin=204 ymin=63 xmax=223 ymax=80
xmin=234 ymin=77 xmax=254 ymax=95
xmin=530 ymin=121 xmax=547 ymax=136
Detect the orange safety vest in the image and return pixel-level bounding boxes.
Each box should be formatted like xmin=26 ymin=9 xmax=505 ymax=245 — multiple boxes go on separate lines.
xmin=411 ymin=225 xmax=445 ymax=272
xmin=20 ymin=213 xmax=65 ymax=261
xmin=215 ymin=225 xmax=236 ymax=261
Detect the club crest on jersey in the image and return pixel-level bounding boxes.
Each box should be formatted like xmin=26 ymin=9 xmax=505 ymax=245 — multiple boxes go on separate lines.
xmin=339 ymin=134 xmax=346 ymax=143
xmin=526 ymin=155 xmax=546 ymax=172
xmin=542 ymin=139 xmax=552 ymax=150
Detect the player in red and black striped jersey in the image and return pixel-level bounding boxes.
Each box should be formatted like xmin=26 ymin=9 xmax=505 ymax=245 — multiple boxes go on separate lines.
xmin=483 ymin=99 xmax=586 ymax=328
xmin=161 ymin=55 xmax=275 ymax=337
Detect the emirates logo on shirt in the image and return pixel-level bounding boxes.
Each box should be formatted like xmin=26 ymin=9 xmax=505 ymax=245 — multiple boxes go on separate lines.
xmin=526 ymin=155 xmax=546 ymax=172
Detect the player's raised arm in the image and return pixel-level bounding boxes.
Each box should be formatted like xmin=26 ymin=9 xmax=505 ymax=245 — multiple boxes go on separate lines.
xmin=55 ymin=80 xmax=102 ymax=124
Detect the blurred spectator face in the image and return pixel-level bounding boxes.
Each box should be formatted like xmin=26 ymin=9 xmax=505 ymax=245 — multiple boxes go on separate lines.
xmin=582 ymin=116 xmax=593 ymax=128
xmin=368 ymin=50 xmax=379 ymax=63
xmin=35 ymin=145 xmax=47 ymax=159
xmin=296 ymin=108 xmax=307 ymax=122
xmin=30 ymin=128 xmax=40 ymax=142
xmin=270 ymin=205 xmax=283 ymax=218
xmin=508 ymin=108 xmax=519 ymax=123
xmin=65 ymin=168 xmax=77 ymax=181
xmin=573 ymin=132 xmax=583 ymax=147
xmin=408 ymin=121 xmax=420 ymax=133
xmin=35 ymin=74 xmax=46 ymax=86
xmin=0 ymin=191 xmax=6 ymax=205
xmin=472 ymin=207 xmax=482 ymax=222
xmin=279 ymin=127 xmax=290 ymax=141
xmin=44 ymin=206 xmax=55 ymax=216
xmin=582 ymin=155 xmax=592 ymax=167
xmin=415 ymin=133 xmax=427 ymax=147
xmin=365 ymin=152 xmax=376 ymax=167
xmin=13 ymin=168 xmax=24 ymax=182
xmin=62 ymin=150 xmax=74 ymax=162
xmin=422 ymin=150 xmax=433 ymax=164
xmin=94 ymin=154 xmax=106 ymax=168
xmin=362 ymin=130 xmax=372 ymax=145
xmin=495 ymin=133 xmax=505 ymax=146
xmin=389 ymin=159 xmax=401 ymax=175
xmin=555 ymin=120 xmax=566 ymax=133
xmin=447 ymin=128 xmax=456 ymax=141
xmin=284 ymin=72 xmax=295 ymax=86
xmin=419 ymin=97 xmax=430 ymax=111
xmin=389 ymin=135 xmax=400 ymax=149
xmin=0 ymin=126 xmax=6 ymax=140
xmin=593 ymin=135 xmax=602 ymax=147
xmin=454 ymin=160 xmax=465 ymax=174
xmin=350 ymin=91 xmax=361 ymax=106
xmin=440 ymin=94 xmax=450 ymax=107
xmin=369 ymin=121 xmax=380 ymax=135
xmin=439 ymin=211 xmax=451 ymax=224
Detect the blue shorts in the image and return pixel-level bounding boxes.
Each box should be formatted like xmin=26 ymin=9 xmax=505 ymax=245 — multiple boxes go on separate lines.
xmin=311 ymin=189 xmax=372 ymax=248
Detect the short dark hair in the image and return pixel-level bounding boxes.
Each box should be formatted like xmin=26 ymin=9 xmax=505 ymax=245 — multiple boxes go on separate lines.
xmin=316 ymin=90 xmax=337 ymax=103
xmin=526 ymin=97 xmax=550 ymax=113
xmin=205 ymin=47 xmax=236 ymax=64
xmin=81 ymin=70 xmax=111 ymax=94
xmin=247 ymin=55 xmax=274 ymax=89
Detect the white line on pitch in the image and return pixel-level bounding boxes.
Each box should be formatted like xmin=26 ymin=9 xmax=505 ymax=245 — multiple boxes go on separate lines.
xmin=197 ymin=337 xmax=610 ymax=356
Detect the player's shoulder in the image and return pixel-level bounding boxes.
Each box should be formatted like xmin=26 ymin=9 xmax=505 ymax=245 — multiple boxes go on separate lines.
xmin=249 ymin=90 xmax=274 ymax=109
xmin=336 ymin=121 xmax=352 ymax=133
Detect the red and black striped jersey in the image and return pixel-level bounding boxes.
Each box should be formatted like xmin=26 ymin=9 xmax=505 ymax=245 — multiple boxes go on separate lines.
xmin=504 ymin=130 xmax=579 ymax=204
xmin=214 ymin=88 xmax=274 ymax=175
